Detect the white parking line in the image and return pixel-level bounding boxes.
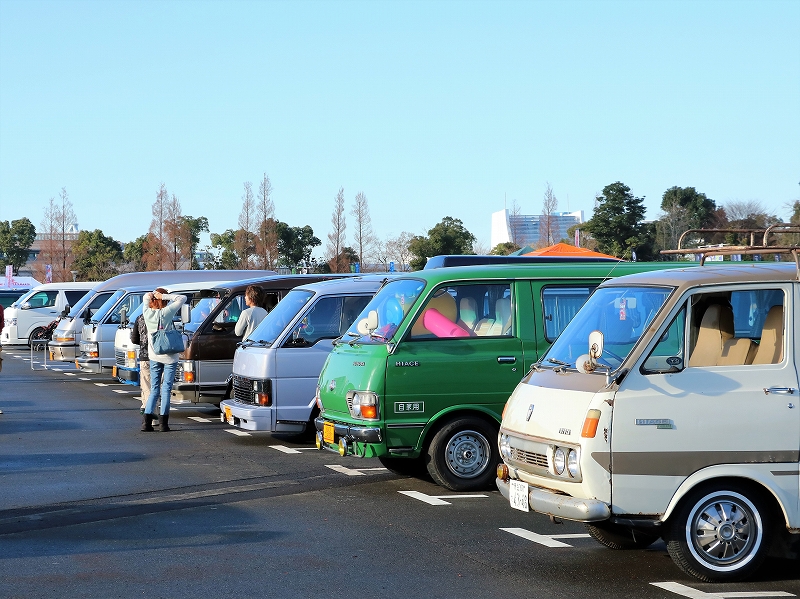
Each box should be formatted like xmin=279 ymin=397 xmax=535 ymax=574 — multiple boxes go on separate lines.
xmin=500 ymin=527 xmax=590 ymax=548
xmin=51 ymin=368 xmax=63 ymax=371
xmin=64 ymin=372 xmax=75 ymax=376
xmin=325 ymin=464 xmax=389 ymax=476
xmin=94 ymin=383 xmax=108 ymax=387
xmin=224 ymin=429 xmax=250 ymax=436
xmin=79 ymin=378 xmax=91 ymax=381
xmin=270 ymin=445 xmax=319 ymax=454
xmin=188 ymin=417 xmax=213 ymax=423
xmin=113 ymin=389 xmax=131 ymax=394
xmin=650 ymin=581 xmax=795 ymax=598
xmin=399 ymin=490 xmax=489 ymax=505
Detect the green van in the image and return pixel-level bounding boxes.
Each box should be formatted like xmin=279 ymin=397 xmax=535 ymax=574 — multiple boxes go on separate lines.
xmin=314 ymin=261 xmax=693 ymax=491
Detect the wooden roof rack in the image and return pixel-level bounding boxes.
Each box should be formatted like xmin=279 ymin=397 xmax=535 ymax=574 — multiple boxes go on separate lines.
xmin=659 ymin=224 xmax=800 ymax=275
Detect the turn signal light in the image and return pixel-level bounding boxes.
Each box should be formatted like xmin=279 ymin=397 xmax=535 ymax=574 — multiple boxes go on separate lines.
xmin=497 ymin=463 xmax=509 ymax=481
xmin=183 ymin=371 xmax=195 ymax=383
xmin=257 ymin=393 xmax=271 ymax=406
xmin=361 ymin=405 xmax=377 ymax=419
xmin=581 ymin=409 xmax=601 ymax=438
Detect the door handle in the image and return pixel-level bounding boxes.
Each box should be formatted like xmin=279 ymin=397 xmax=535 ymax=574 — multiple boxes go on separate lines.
xmin=497 ymin=356 xmax=516 ymax=364
xmin=763 ymin=387 xmax=796 ymax=395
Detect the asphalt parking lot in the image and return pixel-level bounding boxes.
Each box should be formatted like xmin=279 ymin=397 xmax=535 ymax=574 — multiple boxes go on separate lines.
xmin=1 ymin=346 xmax=798 ymax=599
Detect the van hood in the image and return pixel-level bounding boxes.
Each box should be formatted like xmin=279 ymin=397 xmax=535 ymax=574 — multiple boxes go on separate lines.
xmin=318 ymin=343 xmax=388 ymax=420
xmin=233 ymin=345 xmax=273 ymax=379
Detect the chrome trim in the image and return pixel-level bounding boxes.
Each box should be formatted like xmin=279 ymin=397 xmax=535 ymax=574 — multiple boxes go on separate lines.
xmin=314 ymin=417 xmax=382 ymax=443
xmin=496 ymin=478 xmax=610 ymax=522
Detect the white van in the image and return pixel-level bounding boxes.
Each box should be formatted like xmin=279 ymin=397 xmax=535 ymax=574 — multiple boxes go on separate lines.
xmin=497 ymin=254 xmax=800 ymax=582
xmin=1 ymin=282 xmax=95 ymax=346
xmin=220 ymin=275 xmax=388 ymax=435
xmin=48 ymin=270 xmax=274 ymax=363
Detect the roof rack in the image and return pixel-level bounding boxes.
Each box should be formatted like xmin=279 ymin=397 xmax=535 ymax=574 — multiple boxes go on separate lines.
xmin=659 ymin=224 xmax=800 ymax=275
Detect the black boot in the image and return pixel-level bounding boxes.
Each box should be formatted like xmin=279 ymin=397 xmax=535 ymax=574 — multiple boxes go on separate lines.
xmin=159 ymin=413 xmax=170 ymax=432
xmin=141 ymin=413 xmax=154 ymax=432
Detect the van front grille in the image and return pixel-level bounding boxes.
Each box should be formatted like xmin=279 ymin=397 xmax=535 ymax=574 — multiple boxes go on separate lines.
xmin=511 ymin=447 xmax=548 ymax=468
xmin=115 ymin=349 xmax=126 ymax=366
xmin=232 ymin=375 xmax=255 ymax=404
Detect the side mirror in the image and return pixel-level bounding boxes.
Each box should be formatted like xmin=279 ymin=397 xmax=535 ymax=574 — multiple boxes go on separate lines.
xmin=61 ymin=306 xmax=70 ymax=317
xmin=181 ymin=304 xmax=191 ymax=324
xmin=576 ymin=330 xmax=604 ymax=374
xmin=119 ymin=306 xmax=128 ymax=327
xmin=356 ymin=310 xmax=379 ymax=335
xmin=20 ymin=302 xmax=31 ymax=310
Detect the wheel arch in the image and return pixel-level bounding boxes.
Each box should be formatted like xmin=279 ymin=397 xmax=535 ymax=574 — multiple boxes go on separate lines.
xmin=662 ymin=467 xmax=792 ymax=530
xmin=417 ymin=405 xmax=501 ymax=453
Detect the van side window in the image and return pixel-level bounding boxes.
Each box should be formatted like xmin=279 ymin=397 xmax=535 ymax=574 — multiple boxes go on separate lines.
xmin=216 ymin=295 xmax=245 ymax=324
xmin=641 ymin=306 xmax=686 ymax=374
xmin=541 ymin=286 xmax=595 ymax=342
xmin=65 ymin=291 xmax=87 ymax=306
xmin=409 ymin=283 xmax=512 ymax=339
xmin=686 ymin=289 xmax=784 ymax=368
xmin=27 ymin=291 xmax=58 ymax=308
xmin=263 ymin=293 xmax=280 ymax=312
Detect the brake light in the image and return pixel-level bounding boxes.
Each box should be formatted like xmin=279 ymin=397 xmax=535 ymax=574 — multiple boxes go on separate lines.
xmin=581 ymin=409 xmax=601 ymax=438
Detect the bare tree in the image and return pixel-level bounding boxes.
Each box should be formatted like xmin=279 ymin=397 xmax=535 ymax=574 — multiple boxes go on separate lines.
xmin=326 ymin=187 xmax=347 ymax=272
xmin=255 ymin=173 xmax=278 ymax=269
xmin=508 ymin=199 xmax=524 ymax=247
xmin=164 ymin=193 xmax=184 ymax=269
xmin=236 ymin=182 xmax=256 ymax=269
xmin=385 ymin=231 xmax=414 ymax=272
xmin=472 ymin=238 xmax=490 ymax=255
xmin=145 ymin=183 xmax=169 ymax=271
xmin=351 ymin=191 xmax=376 ymax=270
xmin=37 ymin=188 xmax=78 ymax=281
xmin=539 ymin=183 xmax=559 ymax=247
xmin=655 ymin=197 xmax=693 ymax=251
xmin=724 ymin=200 xmax=769 ymax=222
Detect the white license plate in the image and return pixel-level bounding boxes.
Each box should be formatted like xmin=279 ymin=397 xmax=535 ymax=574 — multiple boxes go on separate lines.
xmin=509 ymin=479 xmax=529 ymax=512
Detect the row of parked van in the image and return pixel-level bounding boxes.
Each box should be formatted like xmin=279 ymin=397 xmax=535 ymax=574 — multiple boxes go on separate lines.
xmin=14 ymin=238 xmax=800 ymax=583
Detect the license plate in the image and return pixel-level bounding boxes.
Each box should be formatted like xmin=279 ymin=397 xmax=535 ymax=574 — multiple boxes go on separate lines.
xmin=112 ymin=366 xmax=117 ymax=377
xmin=509 ymin=479 xmax=530 ymax=512
xmin=224 ymin=405 xmax=233 ymax=425
xmin=323 ymin=420 xmax=335 ymax=444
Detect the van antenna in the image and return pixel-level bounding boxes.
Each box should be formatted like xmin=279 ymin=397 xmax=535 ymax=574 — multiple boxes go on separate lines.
xmin=601 ymin=247 xmax=630 ymax=283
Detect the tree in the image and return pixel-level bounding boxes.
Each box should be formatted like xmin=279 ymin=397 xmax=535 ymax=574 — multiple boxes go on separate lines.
xmin=0 ymin=218 xmax=36 ymax=274
xmin=655 ymin=186 xmax=717 ymax=252
xmin=539 ymin=183 xmax=559 ymax=247
xmin=722 ymin=200 xmax=781 ymax=246
xmin=408 ymin=217 xmax=476 ymax=270
xmin=236 ymin=181 xmax=257 ymax=268
xmin=584 ymin=182 xmax=653 ymax=260
xmin=145 ymin=183 xmax=170 ymax=270
xmin=490 ymin=241 xmax=520 ymax=255
xmin=379 ymin=231 xmax=414 ymax=272
xmin=37 ymin=188 xmax=78 ymax=281
xmin=350 ymin=191 xmax=375 ymax=270
xmin=326 ymin=187 xmax=348 ymax=272
xmin=508 ymin=199 xmax=524 ymax=247
xmin=71 ymin=229 xmax=123 ymax=281
xmin=255 ymin=173 xmax=278 ymax=269
xmin=206 ymin=229 xmax=240 ymax=270
xmin=177 ymin=216 xmax=209 ymax=270
xmin=123 ymin=235 xmax=148 ymax=272
xmin=165 ymin=193 xmax=184 ymax=269
xmin=276 ymin=221 xmax=321 ymax=268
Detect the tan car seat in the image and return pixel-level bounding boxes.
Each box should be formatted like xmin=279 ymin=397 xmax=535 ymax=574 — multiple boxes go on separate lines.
xmin=410 ymin=291 xmax=457 ymax=337
xmin=457 ymin=297 xmax=478 ymax=333
xmin=688 ymin=304 xmax=733 ymax=367
xmin=751 ymin=305 xmax=784 ymax=365
xmin=487 ymin=297 xmax=512 ymax=336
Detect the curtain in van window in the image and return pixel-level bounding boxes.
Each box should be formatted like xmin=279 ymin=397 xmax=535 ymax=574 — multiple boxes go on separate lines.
xmin=542 ymin=287 xmax=594 ymax=342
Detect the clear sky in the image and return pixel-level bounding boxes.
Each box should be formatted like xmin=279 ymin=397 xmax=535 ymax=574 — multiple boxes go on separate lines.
xmin=1 ymin=0 xmax=798 ymax=257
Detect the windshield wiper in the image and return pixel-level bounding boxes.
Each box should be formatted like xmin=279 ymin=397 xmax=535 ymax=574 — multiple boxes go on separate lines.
xmin=547 ymin=358 xmax=571 ymax=367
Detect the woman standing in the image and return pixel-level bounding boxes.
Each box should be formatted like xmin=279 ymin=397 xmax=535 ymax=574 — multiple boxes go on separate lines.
xmin=234 ymin=285 xmax=268 ymax=340
xmin=141 ymin=287 xmax=186 ymax=432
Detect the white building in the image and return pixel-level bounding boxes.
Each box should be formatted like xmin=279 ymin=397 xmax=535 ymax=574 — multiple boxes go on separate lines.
xmin=491 ymin=209 xmax=584 ymax=249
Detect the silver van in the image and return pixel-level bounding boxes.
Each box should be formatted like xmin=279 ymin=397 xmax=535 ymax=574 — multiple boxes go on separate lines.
xmin=220 ymin=275 xmax=390 ymax=436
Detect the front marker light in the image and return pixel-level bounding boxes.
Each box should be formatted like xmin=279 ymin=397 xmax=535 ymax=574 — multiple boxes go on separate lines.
xmin=499 ymin=433 xmax=512 ymax=460
xmin=553 ymin=447 xmax=566 ymax=475
xmin=567 ymin=449 xmax=579 ymax=478
xmin=581 ymin=409 xmax=601 ymax=438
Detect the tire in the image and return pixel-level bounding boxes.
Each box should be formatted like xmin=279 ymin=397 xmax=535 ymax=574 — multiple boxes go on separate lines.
xmin=378 ymin=456 xmax=427 ymax=477
xmin=586 ymin=521 xmax=659 ymax=550
xmin=665 ymin=483 xmax=772 ymax=582
xmin=28 ymin=328 xmax=46 ymax=348
xmin=426 ymin=416 xmax=499 ymax=492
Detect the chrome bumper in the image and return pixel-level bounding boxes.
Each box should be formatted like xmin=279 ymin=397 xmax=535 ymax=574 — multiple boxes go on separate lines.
xmin=496 ymin=478 xmax=610 ymax=522
xmin=314 ymin=417 xmax=382 ymax=443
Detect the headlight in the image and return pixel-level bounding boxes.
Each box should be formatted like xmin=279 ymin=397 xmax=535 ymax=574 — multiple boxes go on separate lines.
xmin=499 ymin=433 xmax=512 ymax=459
xmin=8 ymin=318 xmax=17 ymax=326
xmin=567 ymin=449 xmax=579 ymax=478
xmin=553 ymin=447 xmax=566 ymax=475
xmin=55 ymin=332 xmax=75 ymax=342
xmin=85 ymin=342 xmax=99 ymax=358
xmin=251 ymin=379 xmax=271 ymax=406
xmin=347 ymin=390 xmax=378 ymax=420
xmin=315 ymin=385 xmax=322 ymax=410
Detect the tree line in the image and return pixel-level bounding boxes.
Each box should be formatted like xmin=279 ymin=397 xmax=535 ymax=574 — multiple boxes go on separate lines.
xmin=1 ymin=179 xmax=798 ymax=282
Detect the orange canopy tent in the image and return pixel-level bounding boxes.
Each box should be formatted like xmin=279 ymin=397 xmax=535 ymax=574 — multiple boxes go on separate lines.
xmin=522 ymin=242 xmax=622 ymax=260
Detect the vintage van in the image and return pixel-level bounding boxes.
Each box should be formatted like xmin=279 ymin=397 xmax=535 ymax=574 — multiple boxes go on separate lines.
xmin=220 ymin=275 xmax=388 ymax=436
xmin=49 ymin=270 xmax=270 ymax=363
xmin=496 ymin=258 xmax=800 ymax=582
xmin=1 ymin=282 xmax=95 ymax=346
xmin=314 ymin=261 xmax=691 ymax=492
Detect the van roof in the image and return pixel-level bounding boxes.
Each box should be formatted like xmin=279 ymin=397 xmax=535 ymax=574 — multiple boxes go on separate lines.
xmin=210 ymin=273 xmax=354 ymax=293
xmin=29 ymin=282 xmax=96 ymax=291
xmin=292 ymin=274 xmax=396 ymax=295
xmin=598 ymin=261 xmax=798 ymax=291
xmin=84 ymin=270 xmax=277 ymax=293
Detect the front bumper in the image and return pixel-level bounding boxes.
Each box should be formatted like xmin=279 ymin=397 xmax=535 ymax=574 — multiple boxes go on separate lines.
xmin=49 ymin=342 xmax=79 ymax=361
xmin=75 ymin=357 xmax=102 ymax=374
xmin=314 ymin=417 xmax=383 ymax=444
xmin=115 ymin=365 xmax=139 ymax=384
xmin=496 ymin=477 xmax=610 ymax=522
xmin=220 ymin=399 xmax=273 ymax=431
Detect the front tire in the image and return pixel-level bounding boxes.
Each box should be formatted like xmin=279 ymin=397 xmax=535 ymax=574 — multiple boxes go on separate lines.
xmin=665 ymin=483 xmax=772 ymax=582
xmin=426 ymin=416 xmax=499 ymax=491
xmin=28 ymin=328 xmax=46 ymax=347
xmin=586 ymin=521 xmax=659 ymax=549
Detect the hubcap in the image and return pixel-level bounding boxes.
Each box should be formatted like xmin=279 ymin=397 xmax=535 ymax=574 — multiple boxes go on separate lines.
xmin=688 ymin=494 xmax=759 ymax=568
xmin=444 ymin=430 xmax=489 ymax=478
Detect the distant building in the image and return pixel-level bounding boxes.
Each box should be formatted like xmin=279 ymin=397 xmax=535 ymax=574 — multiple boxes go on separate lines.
xmin=491 ymin=209 xmax=584 ymax=249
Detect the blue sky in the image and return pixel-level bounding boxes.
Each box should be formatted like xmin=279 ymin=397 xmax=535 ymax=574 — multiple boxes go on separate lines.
xmin=1 ymin=0 xmax=798 ymax=257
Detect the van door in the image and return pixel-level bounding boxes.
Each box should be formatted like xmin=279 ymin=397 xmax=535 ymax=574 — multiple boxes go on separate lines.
xmin=385 ymin=281 xmax=523 ymax=449
xmin=610 ymin=284 xmax=800 ymax=517
xmin=274 ymin=294 xmax=371 ymax=425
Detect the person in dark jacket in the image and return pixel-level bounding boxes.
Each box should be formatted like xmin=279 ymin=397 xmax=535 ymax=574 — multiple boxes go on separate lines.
xmin=129 ymin=314 xmax=151 ymax=416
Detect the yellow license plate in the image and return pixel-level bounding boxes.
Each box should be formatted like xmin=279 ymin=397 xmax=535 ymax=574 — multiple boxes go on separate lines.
xmin=323 ymin=420 xmax=335 ymax=444
xmin=112 ymin=366 xmax=117 ymax=377
xmin=224 ymin=405 xmax=233 ymax=425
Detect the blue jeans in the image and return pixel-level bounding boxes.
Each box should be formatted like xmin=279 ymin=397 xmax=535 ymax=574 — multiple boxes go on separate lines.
xmin=146 ymin=361 xmax=177 ymax=416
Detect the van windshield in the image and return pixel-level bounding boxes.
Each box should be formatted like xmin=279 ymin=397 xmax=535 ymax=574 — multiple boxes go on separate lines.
xmin=343 ymin=278 xmax=426 ymax=344
xmin=11 ymin=289 xmax=36 ymax=307
xmin=543 ymin=286 xmax=673 ymax=372
xmin=247 ymin=289 xmax=314 ymax=346
xmin=90 ymin=289 xmax=128 ymax=323
xmin=67 ymin=289 xmax=98 ymax=318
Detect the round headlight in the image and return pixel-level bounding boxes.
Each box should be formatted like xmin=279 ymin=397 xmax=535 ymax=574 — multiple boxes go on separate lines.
xmin=553 ymin=447 xmax=566 ymax=475
xmin=567 ymin=449 xmax=579 ymax=478
xmin=499 ymin=434 xmax=512 ymax=459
